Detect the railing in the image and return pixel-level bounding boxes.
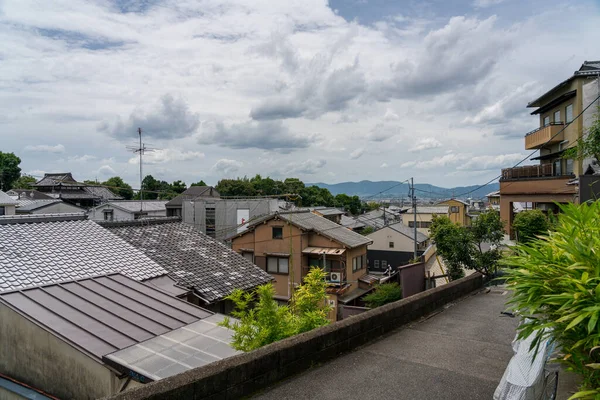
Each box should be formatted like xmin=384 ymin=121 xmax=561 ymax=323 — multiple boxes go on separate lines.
xmin=501 ymin=164 xmax=575 ymax=180
xmin=524 ymin=123 xmax=564 ymax=150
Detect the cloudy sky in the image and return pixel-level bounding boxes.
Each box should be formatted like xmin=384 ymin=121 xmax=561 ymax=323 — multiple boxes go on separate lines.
xmin=1 ymin=0 xmax=599 ymax=188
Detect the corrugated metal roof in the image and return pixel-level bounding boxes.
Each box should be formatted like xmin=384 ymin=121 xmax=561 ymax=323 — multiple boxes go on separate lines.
xmin=340 ymin=215 xmax=366 ymax=230
xmin=104 ymin=221 xmax=273 ymax=303
xmin=15 ymin=199 xmax=62 ymax=211
xmin=0 ymin=273 xmax=212 ymax=360
xmin=104 ymin=313 xmax=240 ymax=382
xmin=0 ymin=219 xmax=167 ymax=292
xmin=0 ymin=191 xmax=17 ymax=206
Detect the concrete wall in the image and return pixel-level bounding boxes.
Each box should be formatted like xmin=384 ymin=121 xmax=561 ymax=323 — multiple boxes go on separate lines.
xmin=0 ymin=304 xmax=141 ymax=399
xmin=88 ymin=203 xmax=166 ymax=221
xmin=105 ymin=273 xmax=484 ymax=400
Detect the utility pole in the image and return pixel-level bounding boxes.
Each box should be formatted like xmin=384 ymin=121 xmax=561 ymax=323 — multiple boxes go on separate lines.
xmin=411 ymin=177 xmax=418 ymax=260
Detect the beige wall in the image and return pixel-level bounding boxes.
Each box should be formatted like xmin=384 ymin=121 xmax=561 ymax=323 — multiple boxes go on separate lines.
xmin=535 ymin=78 xmax=584 ymax=175
xmin=401 ymin=212 xmax=445 ymax=235
xmin=438 ymin=200 xmax=468 ymax=226
xmin=367 ymin=227 xmax=414 ymax=252
xmin=0 ymin=304 xmax=140 ymax=399
xmin=28 ymin=202 xmax=83 ymax=215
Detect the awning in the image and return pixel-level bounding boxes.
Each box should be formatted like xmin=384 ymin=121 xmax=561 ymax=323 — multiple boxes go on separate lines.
xmin=337 ymin=287 xmax=373 ymax=304
xmin=531 ymin=149 xmax=565 ymax=161
xmin=302 ymin=247 xmax=346 ymax=256
xmin=265 ymin=252 xmax=290 ymax=257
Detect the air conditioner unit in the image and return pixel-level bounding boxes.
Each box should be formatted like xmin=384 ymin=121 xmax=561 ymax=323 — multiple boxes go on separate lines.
xmin=329 ymin=272 xmax=341 ymax=283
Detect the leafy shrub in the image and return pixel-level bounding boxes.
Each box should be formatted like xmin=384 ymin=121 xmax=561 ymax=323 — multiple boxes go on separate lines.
xmin=503 ymin=201 xmax=600 ymax=399
xmin=512 ymin=209 xmax=550 ymax=243
xmin=220 ymin=268 xmax=330 ymax=352
xmin=363 ymin=282 xmax=402 ymax=308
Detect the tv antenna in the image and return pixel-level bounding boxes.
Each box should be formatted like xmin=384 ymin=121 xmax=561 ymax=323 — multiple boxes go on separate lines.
xmin=126 ymin=128 xmax=155 ymax=212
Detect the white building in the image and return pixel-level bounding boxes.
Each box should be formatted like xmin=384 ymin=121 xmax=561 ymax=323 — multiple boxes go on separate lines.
xmin=0 ymin=191 xmax=17 ymax=216
xmin=88 ymin=200 xmax=168 ymax=222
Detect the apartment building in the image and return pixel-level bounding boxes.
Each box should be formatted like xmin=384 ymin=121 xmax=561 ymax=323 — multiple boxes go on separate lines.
xmin=500 ymin=61 xmax=600 ymax=234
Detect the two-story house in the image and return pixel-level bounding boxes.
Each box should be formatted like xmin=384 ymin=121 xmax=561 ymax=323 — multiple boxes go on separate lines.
xmin=438 ymin=199 xmax=471 ymax=226
xmin=500 ymin=61 xmax=600 ymax=235
xmin=229 ymin=211 xmax=372 ymax=320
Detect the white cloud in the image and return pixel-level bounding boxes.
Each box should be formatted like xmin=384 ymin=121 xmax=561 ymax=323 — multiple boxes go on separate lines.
xmin=380 ymin=162 xmax=388 ymax=168
xmin=457 ymin=153 xmax=526 ymax=171
xmin=284 ymin=159 xmax=326 ymax=175
xmin=410 ymin=138 xmax=442 ymax=152
xmin=24 ymin=144 xmax=65 ymax=154
xmin=384 ymin=108 xmax=400 ymax=121
xmin=416 ymin=153 xmax=470 ymax=169
xmin=400 ymin=161 xmax=416 ymax=168
xmin=350 ymin=148 xmax=365 ymax=160
xmin=98 ymin=165 xmax=116 ymax=176
xmin=211 ymin=159 xmax=243 ymax=175
xmin=68 ymin=154 xmax=96 ymax=162
xmin=128 ymin=149 xmax=204 ymax=165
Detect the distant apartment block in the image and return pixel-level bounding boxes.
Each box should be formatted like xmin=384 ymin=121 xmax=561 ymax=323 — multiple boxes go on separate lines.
xmin=500 ymin=61 xmax=600 ymax=235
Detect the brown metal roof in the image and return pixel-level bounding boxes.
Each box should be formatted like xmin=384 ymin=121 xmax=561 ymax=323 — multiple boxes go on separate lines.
xmin=0 ymin=273 xmax=212 ymax=360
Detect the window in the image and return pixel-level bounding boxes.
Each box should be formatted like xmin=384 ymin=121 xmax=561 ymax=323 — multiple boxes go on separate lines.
xmin=450 ymin=206 xmax=459 ymax=213
xmin=381 ymin=260 xmax=387 ymax=269
xmin=103 ymin=210 xmax=114 ymax=221
xmin=566 ymin=104 xmax=573 ymax=123
xmin=309 ymin=258 xmax=340 ymax=272
xmin=352 ymin=254 xmax=366 ymax=272
xmin=205 ymin=207 xmax=216 ymax=238
xmin=543 ymin=116 xmax=550 ymax=126
xmin=242 ymin=252 xmax=254 ymax=263
xmin=554 ymin=110 xmax=561 ymax=123
xmin=566 ymin=158 xmax=574 ymax=175
xmin=408 ymin=221 xmax=415 ymax=228
xmin=554 ymin=159 xmax=562 ymax=176
xmin=272 ymin=227 xmax=283 ymax=239
xmin=374 ymin=260 xmax=380 ymax=269
xmin=0 ymin=206 xmax=4 ymax=216
xmin=267 ymin=257 xmax=289 ymax=274
xmin=389 ymin=241 xmax=394 ymax=248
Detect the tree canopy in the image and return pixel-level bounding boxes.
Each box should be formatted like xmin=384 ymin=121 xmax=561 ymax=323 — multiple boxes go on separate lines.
xmin=363 ymin=283 xmax=402 ymax=308
xmin=219 ymin=268 xmax=330 ymax=352
xmin=0 ymin=152 xmax=22 ymax=191
xmin=102 ymin=176 xmax=134 ymax=200
xmin=512 ymin=210 xmax=550 ymax=243
xmin=12 ymin=174 xmax=36 ymax=190
xmin=430 ymin=210 xmax=504 ymax=280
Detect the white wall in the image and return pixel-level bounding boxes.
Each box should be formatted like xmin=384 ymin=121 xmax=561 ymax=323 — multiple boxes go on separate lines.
xmin=0 ymin=205 xmax=16 ymax=216
xmin=29 ymin=202 xmax=83 ymax=215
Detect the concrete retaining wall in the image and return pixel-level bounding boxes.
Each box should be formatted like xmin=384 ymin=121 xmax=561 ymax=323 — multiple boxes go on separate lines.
xmin=106 ymin=273 xmax=484 ymax=400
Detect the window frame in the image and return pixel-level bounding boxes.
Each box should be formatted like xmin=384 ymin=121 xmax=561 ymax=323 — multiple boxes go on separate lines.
xmin=389 ymin=241 xmax=394 ymax=249
xmin=352 ymin=254 xmax=366 ymax=272
xmin=0 ymin=206 xmax=4 ymax=216
xmin=543 ymin=116 xmax=550 ymax=126
xmin=272 ymin=226 xmax=284 ymax=239
xmin=566 ymin=104 xmax=573 ymax=123
xmin=554 ymin=110 xmax=561 ymax=123
xmin=267 ymin=257 xmax=289 ymax=274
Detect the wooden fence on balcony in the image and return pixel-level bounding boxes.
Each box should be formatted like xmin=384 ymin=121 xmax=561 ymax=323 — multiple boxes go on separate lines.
xmin=501 ymin=164 xmax=553 ymax=180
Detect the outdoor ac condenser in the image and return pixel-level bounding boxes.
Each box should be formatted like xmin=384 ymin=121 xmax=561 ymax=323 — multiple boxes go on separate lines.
xmin=329 ymin=272 xmax=341 ymax=283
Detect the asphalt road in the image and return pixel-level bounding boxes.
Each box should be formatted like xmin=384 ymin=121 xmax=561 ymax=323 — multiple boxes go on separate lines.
xmin=253 ymin=288 xmax=519 ymax=400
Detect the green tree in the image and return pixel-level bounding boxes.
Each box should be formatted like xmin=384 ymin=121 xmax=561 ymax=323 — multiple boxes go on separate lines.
xmin=137 ymin=175 xmax=159 ymax=200
xmin=365 ymin=201 xmax=380 ymax=211
xmin=0 ymin=152 xmax=22 ymax=191
xmin=512 ymin=210 xmax=550 ymax=243
xmin=215 ymin=178 xmax=257 ymax=197
xmin=563 ymin=107 xmax=600 ymax=164
xmin=171 ymin=180 xmax=187 ymax=194
xmin=12 ymin=175 xmax=37 ymax=189
xmin=102 ymin=176 xmax=134 ymax=200
xmin=220 ymin=268 xmax=330 ymax=352
xmin=430 ymin=210 xmax=504 ymax=280
xmin=334 ymin=193 xmax=363 ymax=215
xmin=363 ymin=283 xmax=402 ymax=308
xmin=361 ymin=226 xmax=375 ymax=236
xmin=190 ymin=180 xmax=207 ymax=187
xmin=503 ymin=201 xmax=600 ymax=399
xmin=283 ymin=178 xmax=305 ymax=195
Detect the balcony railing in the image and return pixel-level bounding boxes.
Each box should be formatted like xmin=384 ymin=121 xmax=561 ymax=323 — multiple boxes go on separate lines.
xmin=524 ymin=123 xmax=564 ymax=150
xmin=501 ymin=164 xmax=573 ymax=180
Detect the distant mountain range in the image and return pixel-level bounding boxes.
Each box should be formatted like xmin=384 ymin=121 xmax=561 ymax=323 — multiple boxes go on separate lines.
xmin=307 ymin=180 xmax=499 ymax=200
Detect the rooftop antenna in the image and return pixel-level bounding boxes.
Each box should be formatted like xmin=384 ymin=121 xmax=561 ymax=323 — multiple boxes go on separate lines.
xmin=126 ymin=128 xmax=155 ymax=212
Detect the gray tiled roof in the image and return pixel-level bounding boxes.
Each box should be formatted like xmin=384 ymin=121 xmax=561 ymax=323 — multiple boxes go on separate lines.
xmin=406 ymin=206 xmax=449 ymax=214
xmin=84 ymin=185 xmax=123 ymax=200
xmin=0 ymin=191 xmax=17 ymax=205
xmin=0 ymin=273 xmax=212 ymax=360
xmin=388 ymin=222 xmax=429 ymax=243
xmin=242 ymin=211 xmax=372 ymax=248
xmin=340 ymin=215 xmax=366 ymax=230
xmin=104 ymin=221 xmax=273 ymax=303
xmin=6 ymin=189 xmax=54 ymax=200
xmin=0 ymin=219 xmax=167 ymax=292
xmin=33 ymin=173 xmax=79 ymax=186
